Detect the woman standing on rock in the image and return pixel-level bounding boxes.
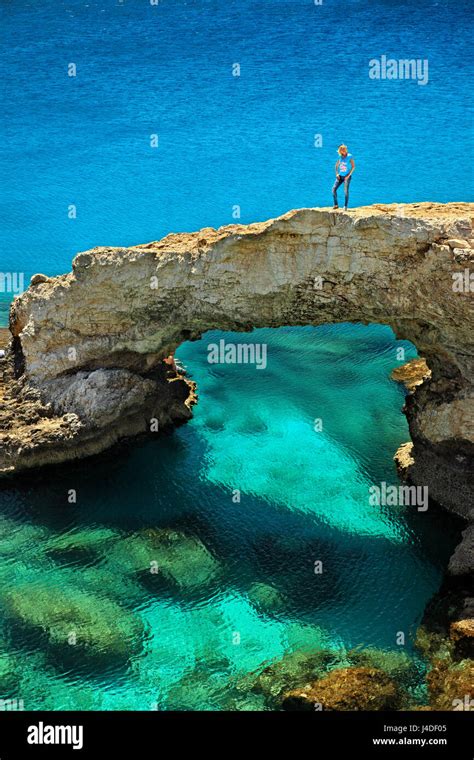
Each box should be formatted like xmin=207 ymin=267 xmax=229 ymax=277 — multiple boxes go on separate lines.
xmin=332 ymin=145 xmax=355 ymax=210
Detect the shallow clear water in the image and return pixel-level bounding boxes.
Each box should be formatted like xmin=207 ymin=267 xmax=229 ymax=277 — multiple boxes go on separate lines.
xmin=0 ymin=325 xmax=461 ymax=709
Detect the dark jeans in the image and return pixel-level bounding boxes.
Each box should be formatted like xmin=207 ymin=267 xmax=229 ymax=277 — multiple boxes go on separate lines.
xmin=332 ymin=174 xmax=352 ymax=207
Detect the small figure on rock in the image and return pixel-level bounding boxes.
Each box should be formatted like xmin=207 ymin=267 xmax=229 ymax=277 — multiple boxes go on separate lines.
xmin=332 ymin=145 xmax=355 ymax=211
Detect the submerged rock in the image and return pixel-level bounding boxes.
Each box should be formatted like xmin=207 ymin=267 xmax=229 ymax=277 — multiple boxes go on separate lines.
xmin=106 ymin=528 xmax=221 ymax=592
xmin=239 ymin=647 xmax=338 ymax=703
xmin=284 ymin=622 xmax=334 ymax=654
xmin=165 ymin=659 xmax=231 ymax=710
xmin=241 ymin=643 xmax=420 ymax=710
xmin=226 ymin=693 xmax=268 ymax=711
xmin=2 ymin=584 xmax=144 ymax=664
xmin=247 ymin=582 xmax=286 ymax=614
xmin=426 ymin=658 xmax=474 ymax=710
xmin=281 ymin=666 xmax=407 ymax=711
xmin=346 ymin=647 xmax=422 ymax=691
xmin=105 ymin=534 xmax=157 ymax=575
xmin=44 ymin=526 xmax=119 ymax=563
xmin=164 ymin=657 xmax=269 ymax=711
xmin=140 ymin=528 xmax=221 ymax=590
xmin=80 ymin=565 xmax=145 ymax=607
xmin=0 ymin=650 xmax=18 ymax=695
xmin=0 ymin=516 xmax=49 ymax=559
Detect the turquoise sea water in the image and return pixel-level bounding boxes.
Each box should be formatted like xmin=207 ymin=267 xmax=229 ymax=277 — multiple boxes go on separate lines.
xmin=0 ymin=0 xmax=469 ymax=710
xmin=0 ymin=325 xmax=461 ymax=709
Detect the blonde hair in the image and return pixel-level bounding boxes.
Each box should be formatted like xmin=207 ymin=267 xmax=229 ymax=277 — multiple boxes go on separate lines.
xmin=338 ymin=144 xmax=348 ymax=155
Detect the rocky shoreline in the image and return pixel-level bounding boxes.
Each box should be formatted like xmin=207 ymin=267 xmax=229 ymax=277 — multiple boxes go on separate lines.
xmin=0 ymin=347 xmax=196 ymax=475
xmin=0 ymin=202 xmax=472 ymax=709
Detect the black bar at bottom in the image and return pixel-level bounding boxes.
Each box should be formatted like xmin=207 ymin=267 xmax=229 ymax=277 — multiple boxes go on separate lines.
xmin=0 ymin=710 xmax=472 ymax=758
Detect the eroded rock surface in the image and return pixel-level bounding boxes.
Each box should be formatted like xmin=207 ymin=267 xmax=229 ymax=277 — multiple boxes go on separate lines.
xmin=2 ymin=203 xmax=472 ymax=512
xmin=391 ymin=357 xmax=432 ymax=393
xmin=281 ymin=666 xmax=407 ymax=711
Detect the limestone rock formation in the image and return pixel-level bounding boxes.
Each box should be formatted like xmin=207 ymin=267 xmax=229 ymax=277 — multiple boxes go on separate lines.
xmin=426 ymin=659 xmax=474 ymax=710
xmin=2 ymin=203 xmax=472 ymax=512
xmin=30 ymin=273 xmax=50 ymax=286
xmin=1 ymin=202 xmax=473 ymax=555
xmin=391 ymin=357 xmax=432 ymax=393
xmin=281 ymin=666 xmax=407 ymax=711
xmin=237 ymin=644 xmax=419 ymax=709
xmin=448 ymin=524 xmax=474 ymax=577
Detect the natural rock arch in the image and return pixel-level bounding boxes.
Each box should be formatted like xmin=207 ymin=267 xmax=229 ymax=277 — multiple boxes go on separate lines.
xmin=2 ymin=203 xmax=473 ymax=524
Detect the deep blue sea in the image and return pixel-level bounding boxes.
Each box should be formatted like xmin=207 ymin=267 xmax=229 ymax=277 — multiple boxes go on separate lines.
xmin=0 ymin=0 xmax=470 ymax=709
